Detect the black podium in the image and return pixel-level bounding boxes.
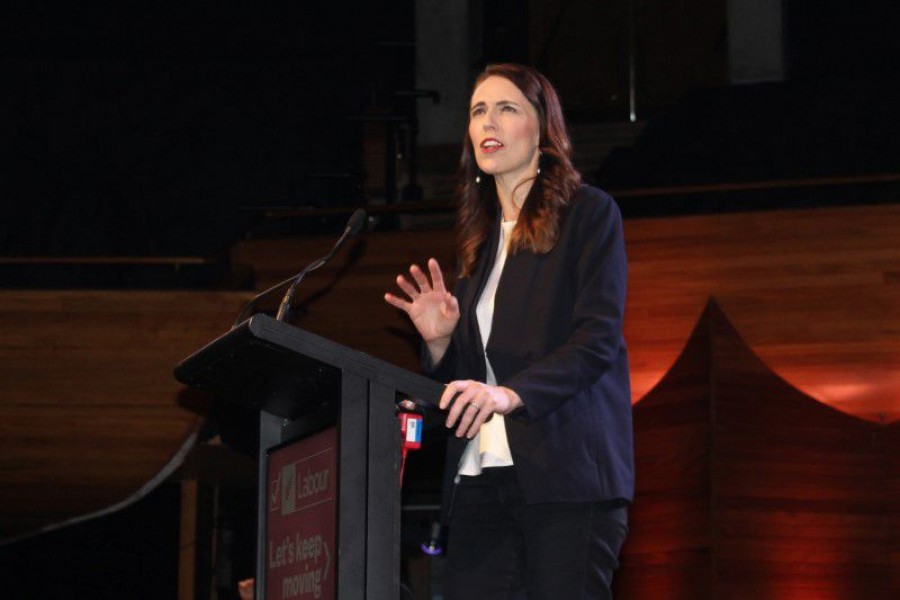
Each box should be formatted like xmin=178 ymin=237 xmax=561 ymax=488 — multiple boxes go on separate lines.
xmin=174 ymin=314 xmax=443 ymax=600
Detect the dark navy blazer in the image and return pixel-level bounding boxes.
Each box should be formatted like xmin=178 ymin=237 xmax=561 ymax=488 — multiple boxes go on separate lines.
xmin=427 ymin=184 xmax=635 ymax=508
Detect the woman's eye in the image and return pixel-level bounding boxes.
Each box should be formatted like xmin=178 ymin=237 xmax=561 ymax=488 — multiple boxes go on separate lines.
xmin=502 ymin=105 xmax=516 ymax=112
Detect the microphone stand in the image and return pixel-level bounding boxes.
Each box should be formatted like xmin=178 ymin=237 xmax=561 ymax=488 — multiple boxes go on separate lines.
xmin=231 ymin=209 xmax=366 ymax=328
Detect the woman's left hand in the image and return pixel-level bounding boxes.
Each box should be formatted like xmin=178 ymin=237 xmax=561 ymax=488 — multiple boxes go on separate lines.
xmin=439 ymin=380 xmax=523 ymax=438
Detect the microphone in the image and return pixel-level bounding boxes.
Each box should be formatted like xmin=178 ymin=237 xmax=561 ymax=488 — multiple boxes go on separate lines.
xmin=275 ymin=209 xmax=366 ymax=321
xmin=231 ymin=209 xmax=367 ymax=328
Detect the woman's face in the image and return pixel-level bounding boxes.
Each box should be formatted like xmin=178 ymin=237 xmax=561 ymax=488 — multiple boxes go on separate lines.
xmin=468 ymin=75 xmax=541 ymax=184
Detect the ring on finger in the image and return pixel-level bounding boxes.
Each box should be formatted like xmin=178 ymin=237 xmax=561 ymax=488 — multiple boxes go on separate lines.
xmin=469 ymin=402 xmax=480 ymax=411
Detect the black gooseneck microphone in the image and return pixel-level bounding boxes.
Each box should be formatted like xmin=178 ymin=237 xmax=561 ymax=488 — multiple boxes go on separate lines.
xmin=231 ymin=209 xmax=367 ymax=328
xmin=274 ymin=208 xmax=367 ymax=321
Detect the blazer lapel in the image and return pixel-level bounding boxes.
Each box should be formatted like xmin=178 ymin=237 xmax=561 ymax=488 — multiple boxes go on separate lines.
xmin=462 ymin=217 xmax=502 ymax=381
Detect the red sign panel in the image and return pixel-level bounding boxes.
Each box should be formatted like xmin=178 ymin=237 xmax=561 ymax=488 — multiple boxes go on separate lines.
xmin=266 ymin=427 xmax=337 ymax=600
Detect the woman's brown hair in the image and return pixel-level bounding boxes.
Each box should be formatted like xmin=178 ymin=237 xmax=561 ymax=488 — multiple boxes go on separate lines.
xmin=456 ymin=63 xmax=582 ymax=277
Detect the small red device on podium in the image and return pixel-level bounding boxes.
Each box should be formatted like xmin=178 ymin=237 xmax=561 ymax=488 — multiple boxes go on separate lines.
xmin=398 ymin=410 xmax=423 ymax=485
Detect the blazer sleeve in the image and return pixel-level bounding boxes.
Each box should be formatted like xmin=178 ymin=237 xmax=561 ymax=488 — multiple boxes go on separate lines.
xmin=503 ymin=191 xmax=628 ymax=420
xmin=420 ymin=337 xmax=457 ymax=383
xmin=418 ymin=285 xmax=464 ymax=432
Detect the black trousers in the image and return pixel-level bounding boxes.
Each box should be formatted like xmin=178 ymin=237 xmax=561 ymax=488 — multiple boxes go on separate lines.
xmin=444 ymin=467 xmax=629 ymax=600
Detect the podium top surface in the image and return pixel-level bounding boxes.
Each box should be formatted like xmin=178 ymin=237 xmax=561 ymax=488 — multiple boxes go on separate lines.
xmin=174 ymin=314 xmax=444 ymax=418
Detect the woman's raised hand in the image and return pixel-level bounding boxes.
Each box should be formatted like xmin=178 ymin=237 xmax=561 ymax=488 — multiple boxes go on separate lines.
xmin=384 ymin=258 xmax=460 ymax=346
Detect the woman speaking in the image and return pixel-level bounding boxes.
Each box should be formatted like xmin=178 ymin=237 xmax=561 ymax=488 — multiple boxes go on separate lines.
xmin=385 ymin=63 xmax=634 ymax=600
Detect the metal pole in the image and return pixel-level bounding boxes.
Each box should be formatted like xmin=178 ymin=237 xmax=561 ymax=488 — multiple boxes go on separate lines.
xmin=628 ymin=0 xmax=638 ymax=123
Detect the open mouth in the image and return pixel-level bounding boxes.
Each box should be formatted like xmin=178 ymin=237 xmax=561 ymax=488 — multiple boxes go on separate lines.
xmin=480 ymin=138 xmax=504 ymax=153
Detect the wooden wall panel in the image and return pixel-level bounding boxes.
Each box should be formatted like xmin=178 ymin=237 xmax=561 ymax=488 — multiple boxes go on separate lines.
xmin=708 ymin=304 xmax=890 ymax=599
xmin=624 ymin=204 xmax=900 ymax=423
xmin=614 ymin=303 xmax=714 ymax=599
xmin=619 ymin=301 xmax=895 ymax=599
xmin=888 ymin=422 xmax=900 ymax=597
xmin=232 ymin=203 xmax=900 ymax=423
xmin=0 ymin=291 xmax=246 ymax=540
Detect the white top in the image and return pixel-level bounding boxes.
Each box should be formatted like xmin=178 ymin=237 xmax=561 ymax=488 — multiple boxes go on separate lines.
xmin=458 ymin=220 xmax=517 ymax=476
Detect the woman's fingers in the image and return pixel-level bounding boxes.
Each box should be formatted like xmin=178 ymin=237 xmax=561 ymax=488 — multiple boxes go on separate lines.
xmin=428 ymin=258 xmax=446 ymax=293
xmin=454 ymin=400 xmax=491 ymax=439
xmin=409 ymin=264 xmax=432 ymax=293
xmin=449 ymin=399 xmax=476 ymax=435
xmin=440 ymin=381 xmax=465 ymax=411
xmin=383 ymin=292 xmax=411 ymax=312
xmin=441 ymin=381 xmax=495 ymax=438
xmin=389 ymin=262 xmax=456 ymax=314
xmin=441 ymin=382 xmax=471 ymax=426
xmin=395 ymin=274 xmax=420 ymax=299
xmin=443 ymin=292 xmax=459 ymax=317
